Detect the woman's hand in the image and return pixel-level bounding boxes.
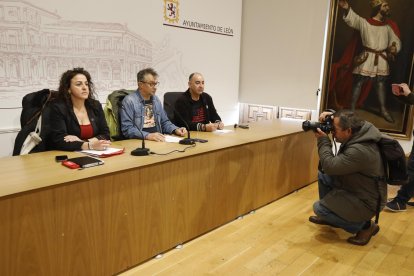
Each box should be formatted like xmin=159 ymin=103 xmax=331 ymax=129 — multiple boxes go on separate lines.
xmin=90 ymin=139 xmax=111 ymax=150
xmin=64 ymin=135 xmax=82 ymax=142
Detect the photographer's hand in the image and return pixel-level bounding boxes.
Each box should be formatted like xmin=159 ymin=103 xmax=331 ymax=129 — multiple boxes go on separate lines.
xmin=319 ymin=112 xmax=333 ymax=123
xmin=314 ymin=128 xmax=328 ymax=139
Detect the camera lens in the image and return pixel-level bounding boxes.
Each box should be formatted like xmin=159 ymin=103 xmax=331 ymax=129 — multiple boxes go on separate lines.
xmin=302 ymin=120 xmax=322 ymax=132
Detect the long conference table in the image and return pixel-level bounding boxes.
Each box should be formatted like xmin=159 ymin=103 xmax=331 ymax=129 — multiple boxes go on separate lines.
xmin=0 ymin=119 xmax=318 ymax=275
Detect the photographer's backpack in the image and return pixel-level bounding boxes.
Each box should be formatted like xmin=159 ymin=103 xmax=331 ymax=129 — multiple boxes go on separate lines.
xmin=368 ymin=135 xmax=408 ymax=223
xmin=377 ymin=135 xmax=408 ymax=185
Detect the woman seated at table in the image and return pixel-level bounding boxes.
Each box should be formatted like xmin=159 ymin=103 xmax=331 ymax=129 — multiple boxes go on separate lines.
xmin=49 ymin=67 xmax=111 ymax=151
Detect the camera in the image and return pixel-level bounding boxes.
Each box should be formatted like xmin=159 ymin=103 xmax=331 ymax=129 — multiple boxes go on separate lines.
xmin=302 ymin=115 xmax=333 ymax=133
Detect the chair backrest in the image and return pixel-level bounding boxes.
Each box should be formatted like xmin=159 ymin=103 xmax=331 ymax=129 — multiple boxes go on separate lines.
xmin=163 ymin=92 xmax=183 ymax=124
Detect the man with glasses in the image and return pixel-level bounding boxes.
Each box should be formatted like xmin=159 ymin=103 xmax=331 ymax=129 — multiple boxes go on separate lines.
xmin=174 ymin=72 xmax=223 ymax=132
xmin=309 ymin=110 xmax=386 ymax=246
xmin=120 ymin=68 xmax=187 ymax=141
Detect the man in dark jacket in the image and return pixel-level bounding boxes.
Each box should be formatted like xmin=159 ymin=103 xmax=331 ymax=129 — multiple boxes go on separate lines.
xmin=385 ymin=83 xmax=414 ymax=211
xmin=174 ymin=73 xmax=223 ymax=132
xmin=309 ymin=110 xmax=386 ymax=246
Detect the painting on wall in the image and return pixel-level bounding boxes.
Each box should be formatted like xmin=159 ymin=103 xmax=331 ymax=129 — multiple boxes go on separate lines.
xmin=321 ymin=0 xmax=414 ymax=138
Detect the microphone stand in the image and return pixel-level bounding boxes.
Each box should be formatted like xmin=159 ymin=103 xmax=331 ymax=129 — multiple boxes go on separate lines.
xmin=179 ymin=135 xmax=196 ymax=145
xmin=164 ymin=101 xmax=195 ymax=145
xmin=131 ymin=120 xmax=150 ymax=156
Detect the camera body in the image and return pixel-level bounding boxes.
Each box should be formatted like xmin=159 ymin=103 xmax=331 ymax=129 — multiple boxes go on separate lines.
xmin=302 ymin=115 xmax=333 ymax=134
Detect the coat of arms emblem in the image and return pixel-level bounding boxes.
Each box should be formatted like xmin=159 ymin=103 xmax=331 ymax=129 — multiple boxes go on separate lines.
xmin=164 ymin=0 xmax=179 ymax=24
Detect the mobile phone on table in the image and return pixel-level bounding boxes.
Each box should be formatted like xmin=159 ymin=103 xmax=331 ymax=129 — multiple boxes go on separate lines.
xmin=61 ymin=160 xmax=80 ymax=169
xmin=238 ymin=124 xmax=249 ymax=129
xmin=55 ymin=155 xmax=68 ymax=162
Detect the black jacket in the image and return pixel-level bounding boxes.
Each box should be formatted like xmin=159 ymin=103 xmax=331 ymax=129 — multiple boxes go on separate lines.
xmin=13 ymin=89 xmax=57 ymax=156
xmin=49 ymin=99 xmax=110 ymax=151
xmin=174 ymin=89 xmax=221 ymax=131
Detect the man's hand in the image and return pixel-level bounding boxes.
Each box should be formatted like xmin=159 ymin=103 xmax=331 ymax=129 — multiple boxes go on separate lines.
xmin=338 ymin=0 xmax=349 ymax=9
xmin=400 ymin=83 xmax=412 ymax=96
xmin=314 ymin=128 xmax=328 ymax=139
xmin=215 ymin=121 xmax=224 ymax=130
xmin=388 ymin=42 xmax=397 ymax=55
xmin=174 ymin=127 xmax=187 ymax=137
xmin=146 ymin=132 xmax=165 ymax=142
xmin=205 ymin=123 xmax=218 ymax=132
xmin=319 ymin=111 xmax=334 ymax=123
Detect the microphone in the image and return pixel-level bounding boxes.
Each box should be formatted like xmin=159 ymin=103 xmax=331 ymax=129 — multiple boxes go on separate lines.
xmin=129 ymin=116 xmax=150 ymax=156
xmin=234 ymin=123 xmax=249 ymax=129
xmin=164 ymin=101 xmax=195 ymax=145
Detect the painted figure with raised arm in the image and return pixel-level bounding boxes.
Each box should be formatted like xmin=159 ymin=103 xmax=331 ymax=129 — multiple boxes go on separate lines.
xmin=338 ymin=0 xmax=401 ymax=122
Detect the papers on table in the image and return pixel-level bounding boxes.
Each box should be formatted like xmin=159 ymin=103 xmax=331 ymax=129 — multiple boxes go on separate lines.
xmin=214 ymin=129 xmax=234 ymax=134
xmin=164 ymin=135 xmax=183 ymax=143
xmin=80 ymin=147 xmax=125 ymax=158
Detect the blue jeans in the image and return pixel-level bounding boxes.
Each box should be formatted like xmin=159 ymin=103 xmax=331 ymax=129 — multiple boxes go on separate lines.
xmin=313 ymin=171 xmax=366 ymax=234
xmin=395 ymin=140 xmax=414 ymax=203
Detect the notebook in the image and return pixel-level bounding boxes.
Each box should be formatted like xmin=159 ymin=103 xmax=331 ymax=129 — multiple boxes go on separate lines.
xmin=66 ymin=156 xmax=104 ymax=168
xmin=80 ymin=147 xmax=124 ymax=158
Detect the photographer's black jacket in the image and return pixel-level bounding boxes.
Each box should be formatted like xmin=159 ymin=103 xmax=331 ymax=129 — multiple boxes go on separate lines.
xmin=174 ymin=89 xmax=221 ymax=131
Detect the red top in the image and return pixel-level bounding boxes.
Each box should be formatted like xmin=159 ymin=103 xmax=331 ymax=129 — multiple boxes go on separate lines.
xmin=80 ymin=124 xmax=93 ymax=140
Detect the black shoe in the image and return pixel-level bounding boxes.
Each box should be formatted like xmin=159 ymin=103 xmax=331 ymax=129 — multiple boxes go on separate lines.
xmin=309 ymin=215 xmax=338 ymax=228
xmin=384 ymin=198 xmax=407 ymax=212
xmin=406 ymin=201 xmax=414 ymax=206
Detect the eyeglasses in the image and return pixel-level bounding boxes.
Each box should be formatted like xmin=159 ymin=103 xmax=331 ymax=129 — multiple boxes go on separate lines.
xmin=140 ymin=81 xmax=160 ymax=87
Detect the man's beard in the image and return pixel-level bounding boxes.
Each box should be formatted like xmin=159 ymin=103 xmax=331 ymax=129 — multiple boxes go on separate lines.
xmin=380 ymin=10 xmax=390 ymax=18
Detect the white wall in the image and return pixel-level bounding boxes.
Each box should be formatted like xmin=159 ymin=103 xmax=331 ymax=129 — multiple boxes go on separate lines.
xmin=239 ymin=0 xmax=330 ymax=110
xmin=0 ymin=0 xmax=242 ymax=157
xmin=2 ymin=0 xmax=413 ymax=157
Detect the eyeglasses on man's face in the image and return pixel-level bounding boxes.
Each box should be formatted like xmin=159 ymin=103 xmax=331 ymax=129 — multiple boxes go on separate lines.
xmin=140 ymin=81 xmax=160 ymax=88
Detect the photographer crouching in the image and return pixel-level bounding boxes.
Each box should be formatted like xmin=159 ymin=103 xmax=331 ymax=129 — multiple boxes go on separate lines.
xmin=304 ymin=110 xmax=386 ymax=246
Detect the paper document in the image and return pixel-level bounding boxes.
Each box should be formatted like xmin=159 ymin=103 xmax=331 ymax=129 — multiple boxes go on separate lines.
xmin=80 ymin=147 xmax=124 ymax=157
xmin=214 ymin=129 xmax=234 ymax=134
xmin=164 ymin=135 xmax=182 ymax=143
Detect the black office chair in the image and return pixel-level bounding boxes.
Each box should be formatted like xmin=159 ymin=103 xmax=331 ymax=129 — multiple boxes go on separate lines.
xmin=163 ymin=92 xmax=183 ymax=124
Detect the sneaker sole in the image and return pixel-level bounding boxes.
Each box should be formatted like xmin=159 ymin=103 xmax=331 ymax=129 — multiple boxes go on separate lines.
xmin=384 ymin=206 xmax=407 ymax=212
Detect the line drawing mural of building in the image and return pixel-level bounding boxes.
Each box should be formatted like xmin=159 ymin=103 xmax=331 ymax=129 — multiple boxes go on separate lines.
xmin=0 ymin=0 xmax=152 ymax=106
